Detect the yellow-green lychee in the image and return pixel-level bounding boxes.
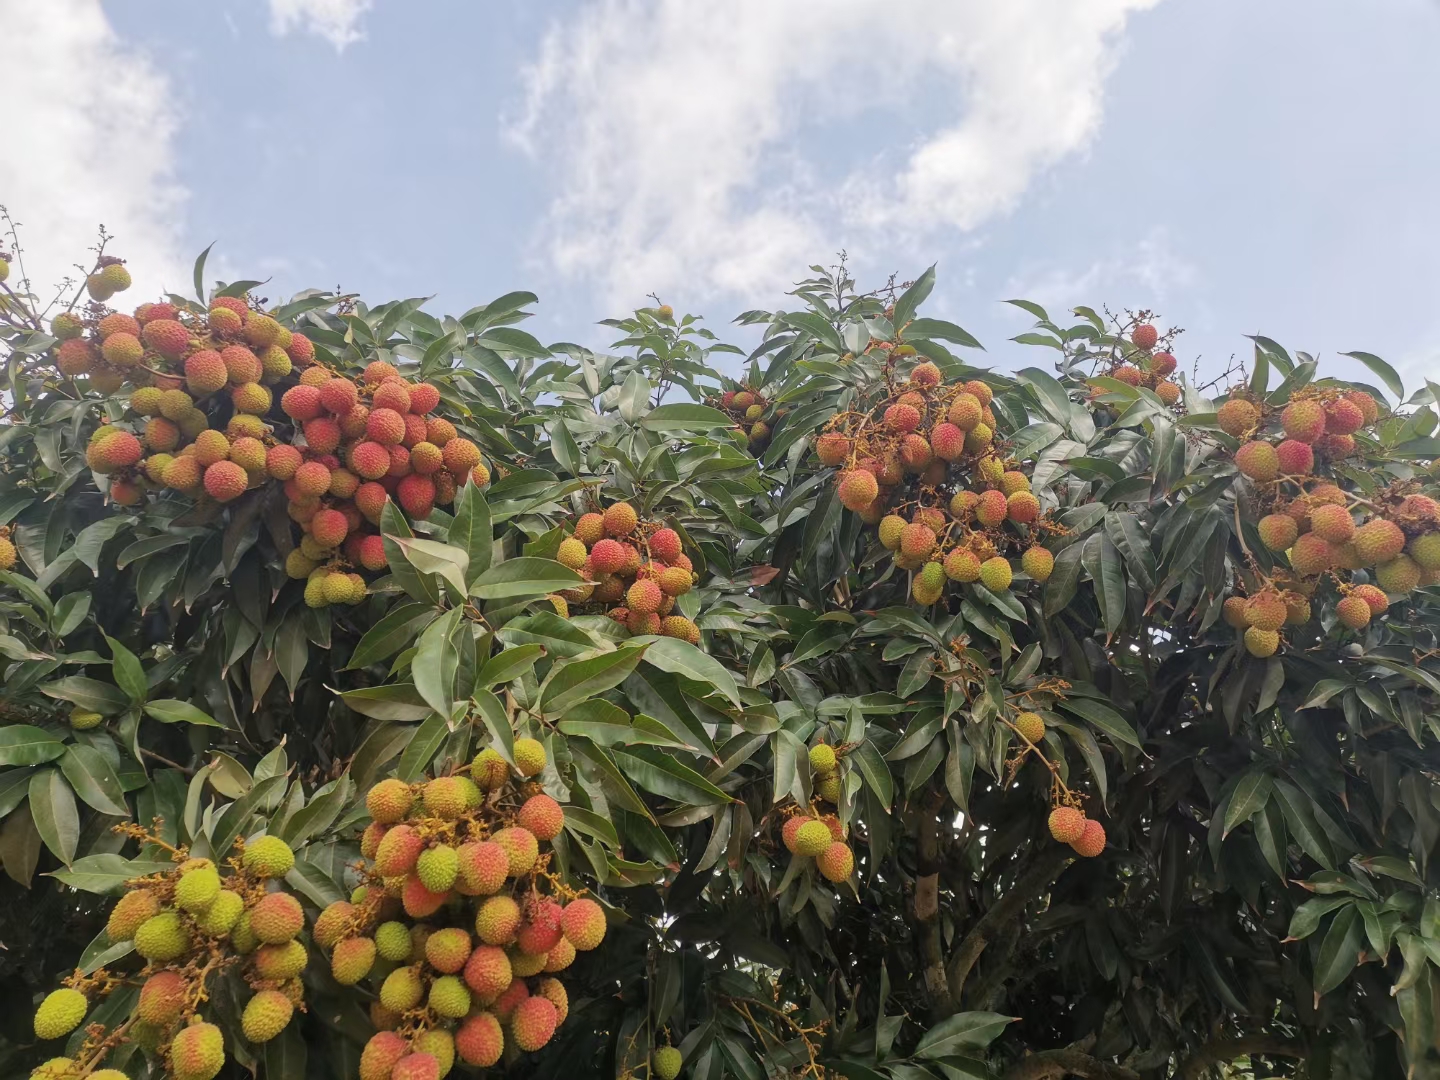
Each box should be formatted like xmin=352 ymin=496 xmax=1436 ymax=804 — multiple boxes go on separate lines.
xmin=808 ymin=743 xmax=837 ymax=775
xmin=171 ymin=1021 xmax=225 ymax=1080
xmin=652 ymin=1046 xmax=683 ymax=1080
xmin=134 ymin=911 xmax=189 ymax=961
xmin=241 ymin=990 xmax=294 ymax=1043
xmin=242 ymin=835 xmax=295 ymax=878
xmin=196 ymin=889 xmax=244 ymax=936
xmin=33 ymin=989 xmax=87 ymax=1040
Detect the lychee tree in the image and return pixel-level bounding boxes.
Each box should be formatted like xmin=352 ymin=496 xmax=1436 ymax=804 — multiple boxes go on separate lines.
xmin=1 ymin=232 xmax=1439 ymax=1080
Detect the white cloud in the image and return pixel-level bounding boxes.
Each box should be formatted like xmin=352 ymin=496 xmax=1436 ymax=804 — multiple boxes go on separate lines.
xmin=267 ymin=0 xmax=371 ymax=51
xmin=508 ymin=0 xmax=1162 ymax=307
xmin=0 ymin=0 xmax=187 ymax=307
xmin=1000 ymin=227 xmax=1198 ymax=316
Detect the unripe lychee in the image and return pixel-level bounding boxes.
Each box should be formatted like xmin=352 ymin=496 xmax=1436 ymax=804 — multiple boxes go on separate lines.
xmin=979 ymin=557 xmax=1012 ymax=592
xmin=652 ymin=1046 xmax=684 ymax=1080
xmin=107 ymin=888 xmax=160 ymax=941
xmin=1309 ymin=504 xmax=1355 ymax=544
xmin=1020 ymin=545 xmax=1054 ymax=583
xmin=429 ymin=974 xmax=472 ymax=1019
xmin=1014 ymin=711 xmax=1046 ymax=744
xmin=493 ymin=826 xmax=540 ymax=876
xmin=312 ymin=900 xmax=356 ymax=950
xmin=1257 ymin=514 xmax=1299 ymax=552
xmin=1216 ymin=398 xmax=1258 ymax=437
xmin=1354 ymin=518 xmax=1406 ymax=564
xmin=1244 ymin=592 xmax=1287 ymax=632
xmin=250 ymin=891 xmax=304 ymax=945
xmin=1071 ymin=818 xmax=1106 ymax=857
xmin=243 ymin=835 xmax=295 ymax=878
xmin=1287 ymin=532 xmax=1333 ymax=577
xmin=1244 ymin=627 xmax=1280 ymax=657
xmin=970 ymin=488 xmax=1004 ymax=528
xmin=944 ymin=547 xmax=981 ymax=582
xmin=422 ymin=774 xmax=469 ymax=819
xmin=816 ymin=432 xmax=851 ymax=466
xmin=514 ymin=736 xmax=546 ymax=776
xmin=232 ymin=381 xmax=272 ymax=414
xmin=1410 ymin=532 xmax=1440 ymax=571
xmin=175 ymin=864 xmax=221 ymax=912
xmin=33 ymin=988 xmax=87 ymax=1040
xmin=476 ymin=896 xmax=523 ymax=945
xmin=170 ymin=1022 xmax=225 ymax=1080
xmin=360 ymin=1032 xmax=410 ymax=1080
xmin=1280 ymin=399 xmax=1327 ymax=443
xmin=423 ymin=927 xmax=473 ymax=974
xmin=140 ymin=319 xmax=189 ymax=358
xmin=946 ymin=392 xmax=981 ymax=430
xmin=242 ymin=990 xmax=293 ymax=1043
xmin=898 ymin=523 xmax=937 ymax=560
xmin=912 ymin=561 xmax=945 ymax=605
xmin=380 ymin=966 xmax=425 ymax=1012
xmin=134 ymin=911 xmax=189 ymax=961
xmin=55 ymin=338 xmax=96 ymax=376
xmin=838 ymin=470 xmax=879 ymax=511
xmin=1377 ymin=554 xmax=1422 ymax=594
xmin=99 ymin=331 xmax=143 ymax=367
xmin=1235 ymin=441 xmax=1279 ymax=481
xmin=470 ymin=747 xmax=510 ymax=791
xmin=793 ymin=819 xmax=831 ymax=857
xmin=808 ymin=743 xmax=837 ymax=775
xmin=1007 ymin=491 xmax=1040 ymax=524
xmin=660 ymin=615 xmax=700 ymax=643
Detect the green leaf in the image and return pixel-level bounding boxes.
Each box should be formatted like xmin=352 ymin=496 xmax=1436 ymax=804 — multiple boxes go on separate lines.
xmin=346 ymin=602 xmax=438 ymax=670
xmin=477 ymin=644 xmax=544 ymax=687
xmin=905 ymin=318 xmax=984 ymax=350
xmin=1340 ymin=351 xmax=1403 ymax=401
xmin=641 ymin=403 xmax=737 ymax=431
xmin=1222 ymin=771 xmax=1272 ymax=838
xmin=914 ymin=1012 xmax=1016 ymax=1058
xmin=339 ymin=684 xmax=434 ymax=722
xmin=413 ymin=608 xmax=463 ymax=717
xmin=143 ymin=700 xmax=223 ymax=728
xmin=469 ymin=557 xmax=583 ymax=600
xmin=449 ymin=481 xmax=494 ymax=583
xmin=0 ymin=725 xmax=67 ymax=767
xmin=1314 ymin=904 xmax=1364 ymax=995
xmin=618 ymin=371 xmax=650 ymax=422
xmin=29 ymin=768 xmax=78 ymax=864
xmin=193 ymin=241 xmax=215 ymax=302
xmin=41 ymin=676 xmax=129 ymax=715
xmin=51 ymin=592 xmax=91 ymax=637
xmin=391 ymin=537 xmax=469 ymax=596
xmin=59 ymin=745 xmax=129 ymax=816
xmin=612 ymin=747 xmax=731 ymax=805
xmin=538 ymin=645 xmax=648 ymax=717
xmin=47 ymin=854 xmax=170 ymax=894
xmin=636 ymin=636 xmax=742 ymax=708
xmin=380 ymin=502 xmax=440 ymax=605
xmin=1056 ymin=697 xmax=1141 ymax=750
xmin=892 ymin=264 xmax=935 ymax=331
xmin=781 ymin=311 xmax=845 ymax=354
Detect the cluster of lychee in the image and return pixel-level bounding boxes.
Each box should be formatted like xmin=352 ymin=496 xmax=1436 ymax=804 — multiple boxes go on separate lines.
xmin=776 ymin=743 xmax=858 ymax=883
xmin=711 ymin=385 xmax=774 ymax=453
xmin=51 ymin=283 xmax=492 ymax=609
xmin=29 ymin=833 xmax=307 ymax=1080
xmin=1216 ymin=388 xmax=1439 ymax=654
xmin=315 ymin=739 xmax=606 ymax=1078
xmin=1045 ymin=801 xmax=1107 ymax=859
xmin=1222 ymin=388 xmax=1377 ymax=479
xmin=1228 ymin=488 xmax=1440 ymax=656
xmin=551 ymin=501 xmax=704 ymax=643
xmin=1090 ymin=322 xmax=1184 ymax=407
xmin=817 ymin=360 xmax=1055 ymax=605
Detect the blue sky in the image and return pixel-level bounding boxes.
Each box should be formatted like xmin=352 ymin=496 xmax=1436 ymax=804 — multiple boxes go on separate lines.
xmin=4 ymin=0 xmax=1438 ymax=396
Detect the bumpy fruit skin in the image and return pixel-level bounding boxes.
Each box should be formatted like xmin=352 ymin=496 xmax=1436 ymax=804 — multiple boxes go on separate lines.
xmin=141 ymin=318 xmax=189 ymax=358
xmin=1071 ymin=818 xmax=1107 ymax=857
xmin=425 ymin=926 xmax=473 ymax=974
xmin=653 ymin=1046 xmax=684 ymax=1080
xmin=360 ymin=1031 xmax=411 ymax=1080
xmin=429 ymin=974 xmax=473 ymax=1019
xmin=514 ymin=736 xmax=546 ymax=777
xmin=32 ymin=1059 xmax=82 ymax=1080
xmin=493 ymin=826 xmax=540 ymax=876
xmin=1014 ymin=711 xmax=1046 ymax=743
xmin=1020 ymin=545 xmax=1054 ymax=582
xmin=1411 ymin=533 xmax=1440 ymax=571
xmin=517 ymin=794 xmax=565 ymax=841
xmin=380 ymin=966 xmax=425 ymax=1012
xmin=171 ymin=1022 xmax=225 ymax=1080
xmin=366 ymin=778 xmax=412 ymax=824
xmin=899 ymin=522 xmax=937 ymax=560
xmin=456 ymin=1012 xmax=505 ymax=1067
xmin=878 ymin=515 xmax=906 ymax=551
xmin=1290 ymin=532 xmax=1334 ymax=577
xmin=107 ymin=888 xmax=160 ymax=940
xmin=793 ymin=819 xmax=832 ymax=857
xmin=1131 ymin=323 xmax=1158 ymax=350
xmin=242 ymin=990 xmax=293 ymax=1043
xmin=1352 ymin=583 xmax=1390 ymax=615
xmin=1275 ymin=439 xmax=1314 ymax=475
xmin=134 ymin=911 xmax=189 ymax=961
xmin=33 ymin=988 xmax=87 ymax=1040
xmin=1244 ymin=627 xmax=1280 ymax=657
xmin=974 ymin=488 xmax=1007 ymax=528
xmin=375 ymin=921 xmax=413 ymax=962
xmin=203 ymin=460 xmax=248 ymax=502
xmin=1354 ymin=518 xmax=1407 ymax=564
xmin=817 ymin=841 xmax=855 ymax=882
xmin=175 ymin=865 xmax=221 ymax=912
xmin=560 ymin=897 xmax=607 ymax=950
xmin=816 ymin=774 xmax=842 ymax=802
xmin=417 ymin=844 xmax=460 ymax=893
xmin=912 ymin=561 xmax=945 ymax=605
xmin=471 ymin=748 xmax=510 ymax=791
xmin=1235 ymin=441 xmax=1279 ymax=481
xmin=943 ymin=547 xmax=981 ymax=582
xmin=1048 ymin=806 xmax=1085 ymax=843
xmin=476 ymin=895 xmax=523 ymax=946
xmin=816 ymin=432 xmax=851 ymax=466
xmin=464 ymin=943 xmax=513 ymax=1001
xmin=1336 ymin=595 xmax=1372 ymax=629
xmin=137 ymin=970 xmax=188 ymax=1026
xmin=250 ymin=892 xmax=304 ymax=944
xmin=1281 ymin=399 xmax=1327 ymax=443
xmin=910 ymin=360 xmax=941 ymax=386
xmin=512 ymin=995 xmax=560 ymax=1052
xmin=979 ymin=557 xmax=1012 ymax=592
xmin=1377 ymin=555 xmax=1422 ymax=594
xmin=808 ymin=743 xmax=837 ymax=775
xmin=1007 ymin=490 xmax=1040 ymax=523
xmin=243 ymin=835 xmax=295 ymax=878
xmin=1216 ymin=398 xmax=1258 ymax=437
xmin=838 ymin=470 xmax=879 ymax=511
xmin=329 ymin=938 xmax=380 ymax=990
xmin=1309 ymin=504 xmax=1355 ymax=543
xmin=1244 ymin=592 xmax=1288 ymax=632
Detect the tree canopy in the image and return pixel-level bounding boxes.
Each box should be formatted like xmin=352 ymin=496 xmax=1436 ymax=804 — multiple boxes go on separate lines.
xmin=1 ymin=233 xmax=1439 ymax=1080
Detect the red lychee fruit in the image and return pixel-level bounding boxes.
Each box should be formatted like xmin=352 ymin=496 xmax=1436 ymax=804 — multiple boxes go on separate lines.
xmin=1280 ymin=399 xmax=1327 ymax=443
xmin=1151 ymin=351 xmax=1177 ymax=376
xmin=1048 ymin=806 xmax=1085 ymax=843
xmin=816 ymin=432 xmax=850 ymax=467
xmin=281 ymin=385 xmax=323 ymax=421
xmin=366 ymin=407 xmax=406 ymax=446
xmin=397 ymin=474 xmax=436 ymax=519
xmin=1324 ymin=397 xmax=1364 ymax=435
xmin=1235 ymin=441 xmax=1279 ymax=481
xmin=1257 ymin=514 xmax=1299 ymax=552
xmin=885 ymin=403 xmax=921 ymax=433
xmin=1071 ymin=818 xmax=1106 ymax=857
xmin=354 ymin=482 xmax=389 ymax=522
xmin=910 ymin=360 xmax=941 ymax=386
xmin=402 ymin=413 xmax=428 ymax=447
xmin=442 ymin=438 xmax=482 ymax=474
xmin=1131 ymin=324 xmax=1158 ymax=350
xmin=1275 ymin=439 xmax=1314 ymax=475
xmin=899 ymin=433 xmax=933 ymax=471
xmin=293 ymin=460 xmax=332 ymax=497
xmin=1216 ymin=398 xmax=1258 ymax=437
xmin=837 ymin=470 xmax=879 ymax=511
xmin=1309 ymin=504 xmax=1355 ymax=544
xmin=929 ymin=422 xmax=964 ymax=461
xmin=649 ymin=528 xmax=682 ymax=563
xmin=372 ymin=380 xmax=411 ymax=413
xmin=362 ymin=360 xmax=399 ymax=385
xmin=1290 ymin=532 xmax=1334 ymax=577
xmin=204 ymin=460 xmax=248 ymax=502
xmin=350 ymin=441 xmax=391 ymax=480
xmin=141 ymin=319 xmax=189 ymax=359
xmin=1354 ymin=518 xmax=1406 ymax=564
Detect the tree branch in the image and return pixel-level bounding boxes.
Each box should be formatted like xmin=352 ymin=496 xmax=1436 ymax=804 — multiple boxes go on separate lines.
xmin=1175 ymin=1035 xmax=1305 ymax=1080
xmin=946 ymin=845 xmax=1074 ymax=1004
xmin=1002 ymin=1048 xmax=1139 ymax=1080
xmin=913 ymin=798 xmax=956 ymax=1017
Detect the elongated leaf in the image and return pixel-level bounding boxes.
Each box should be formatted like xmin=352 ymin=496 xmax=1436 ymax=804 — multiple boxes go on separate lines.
xmin=413 ymin=608 xmax=462 ymax=717
xmin=0 ymin=725 xmax=67 ymax=767
xmin=41 ymin=677 xmax=129 ymax=715
xmin=1314 ymin=904 xmax=1364 ymax=995
xmin=636 ymin=636 xmax=741 ymax=708
xmin=612 ymin=747 xmax=731 ymax=805
xmin=59 ymin=745 xmax=128 ymax=816
xmin=346 ymin=602 xmax=438 ymax=670
xmin=392 ymin=537 xmax=469 ymax=596
xmin=144 ymin=700 xmax=223 ymax=728
xmin=449 ymin=481 xmax=494 ymax=583
xmin=48 ymin=854 xmax=170 ymax=894
xmin=538 ymin=645 xmax=647 ymax=716
xmin=1222 ymin=771 xmax=1272 ymax=838
xmin=29 ymin=768 xmax=78 ymax=864
xmin=914 ymin=1012 xmax=1016 ymax=1058
xmin=470 ymin=557 xmax=583 ymax=600
xmin=1340 ymin=351 xmax=1403 ymax=400
xmin=1057 ymin=697 xmax=1141 ymax=750
xmin=641 ymin=404 xmax=736 ymax=431
xmin=478 ymin=644 xmax=543 ymax=687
